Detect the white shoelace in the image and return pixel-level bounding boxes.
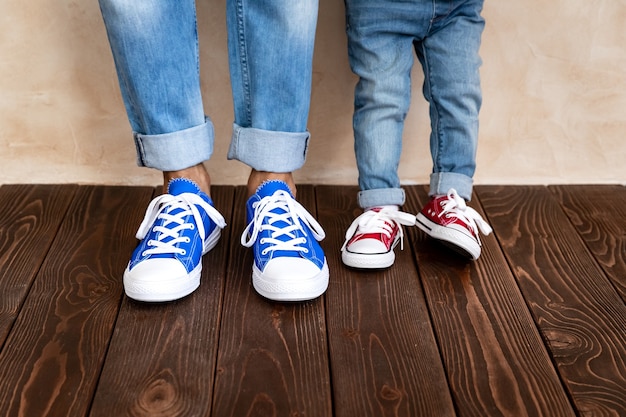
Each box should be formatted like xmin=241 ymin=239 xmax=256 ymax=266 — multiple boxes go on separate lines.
xmin=440 ymin=189 xmax=492 ymax=244
xmin=341 ymin=207 xmax=417 ymax=252
xmin=136 ymin=193 xmax=226 ymax=256
xmin=241 ymin=190 xmax=325 ymax=255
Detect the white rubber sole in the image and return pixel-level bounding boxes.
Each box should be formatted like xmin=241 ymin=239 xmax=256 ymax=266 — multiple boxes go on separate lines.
xmin=342 ymin=249 xmax=395 ymax=269
xmin=252 ymin=260 xmax=329 ymax=302
xmin=416 ymin=213 xmax=480 ymax=260
xmin=123 ymin=263 xmax=201 ymax=302
xmin=123 ymin=228 xmax=222 ymax=302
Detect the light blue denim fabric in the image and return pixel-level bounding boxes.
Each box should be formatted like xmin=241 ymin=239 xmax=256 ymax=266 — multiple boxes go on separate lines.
xmin=227 ymin=0 xmax=318 ymax=172
xmin=345 ymin=0 xmax=485 ymax=206
xmin=98 ymin=0 xmax=318 ymax=173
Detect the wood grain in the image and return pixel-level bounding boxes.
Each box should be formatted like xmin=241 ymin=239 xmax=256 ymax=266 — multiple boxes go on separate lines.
xmin=89 ymin=186 xmax=235 ymax=417
xmin=0 ymin=184 xmax=77 ymax=347
xmin=405 ymin=185 xmax=575 ymax=417
xmin=549 ymin=185 xmax=626 ymax=302
xmin=0 ymin=184 xmax=622 ymax=417
xmin=317 ymin=185 xmax=455 ymax=417
xmin=0 ymin=186 xmax=153 ymax=417
xmin=211 ymin=185 xmax=332 ymax=417
xmin=477 ymin=185 xmax=626 ymax=417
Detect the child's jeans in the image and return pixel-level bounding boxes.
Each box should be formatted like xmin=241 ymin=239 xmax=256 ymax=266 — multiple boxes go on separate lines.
xmin=345 ymin=0 xmax=485 ymax=207
xmin=98 ymin=0 xmax=318 ymax=173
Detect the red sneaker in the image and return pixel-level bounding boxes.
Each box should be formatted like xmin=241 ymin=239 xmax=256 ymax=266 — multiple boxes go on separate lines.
xmin=416 ymin=189 xmax=492 ymax=260
xmin=342 ymin=206 xmax=416 ymax=269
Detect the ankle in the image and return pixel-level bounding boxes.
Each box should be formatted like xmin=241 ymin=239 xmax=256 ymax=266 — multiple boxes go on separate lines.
xmin=247 ymin=169 xmax=296 ymax=197
xmin=163 ymin=163 xmax=211 ymax=196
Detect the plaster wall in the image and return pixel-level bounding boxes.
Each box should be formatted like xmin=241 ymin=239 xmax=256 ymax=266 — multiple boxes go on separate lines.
xmin=1 ymin=0 xmax=624 ymax=186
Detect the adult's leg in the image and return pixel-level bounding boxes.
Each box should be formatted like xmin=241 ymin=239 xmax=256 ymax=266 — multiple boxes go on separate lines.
xmin=226 ymin=0 xmax=318 ymax=196
xmin=98 ymin=0 xmax=213 ymax=192
xmin=226 ymin=0 xmax=329 ymax=301
xmin=98 ymin=0 xmax=225 ymax=301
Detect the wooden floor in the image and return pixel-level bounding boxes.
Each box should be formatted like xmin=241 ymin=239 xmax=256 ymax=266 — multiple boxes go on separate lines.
xmin=0 ymin=184 xmax=624 ymax=417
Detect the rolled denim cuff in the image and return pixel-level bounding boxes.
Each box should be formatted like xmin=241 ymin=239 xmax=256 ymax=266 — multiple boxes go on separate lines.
xmin=227 ymin=123 xmax=309 ymax=172
xmin=430 ymin=172 xmax=474 ymax=201
xmin=357 ymin=187 xmax=406 ymax=209
xmin=134 ymin=118 xmax=214 ymax=171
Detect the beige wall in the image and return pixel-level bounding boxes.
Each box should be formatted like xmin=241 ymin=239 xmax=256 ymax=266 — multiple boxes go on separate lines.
xmin=1 ymin=0 xmax=624 ymax=186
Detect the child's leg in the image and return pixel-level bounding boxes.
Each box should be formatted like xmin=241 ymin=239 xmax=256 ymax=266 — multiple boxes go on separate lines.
xmin=345 ymin=0 xmax=422 ymax=210
xmin=343 ymin=0 xmax=437 ymax=269
xmin=413 ymin=0 xmax=491 ymax=261
xmin=415 ymin=0 xmax=485 ymax=202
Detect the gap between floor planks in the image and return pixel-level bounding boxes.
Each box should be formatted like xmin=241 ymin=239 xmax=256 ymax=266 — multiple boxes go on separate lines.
xmin=0 ymin=184 xmax=623 ymax=417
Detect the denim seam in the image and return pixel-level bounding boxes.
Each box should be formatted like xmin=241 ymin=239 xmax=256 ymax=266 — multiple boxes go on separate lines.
xmin=421 ymin=42 xmax=444 ymax=174
xmin=431 ymin=0 xmax=456 ymax=26
xmin=428 ymin=0 xmax=435 ymax=32
xmin=193 ymin=7 xmax=200 ymax=84
xmin=134 ymin=132 xmax=146 ymax=167
xmin=236 ymin=0 xmax=251 ymax=126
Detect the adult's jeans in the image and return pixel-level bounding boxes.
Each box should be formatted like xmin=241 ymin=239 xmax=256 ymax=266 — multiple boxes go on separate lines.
xmin=345 ymin=0 xmax=485 ymax=207
xmin=98 ymin=0 xmax=317 ymax=173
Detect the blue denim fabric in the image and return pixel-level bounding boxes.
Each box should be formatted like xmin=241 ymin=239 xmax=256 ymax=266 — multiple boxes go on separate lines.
xmin=345 ymin=0 xmax=485 ymax=205
xmin=98 ymin=0 xmax=317 ymax=173
xmin=227 ymin=0 xmax=318 ymax=172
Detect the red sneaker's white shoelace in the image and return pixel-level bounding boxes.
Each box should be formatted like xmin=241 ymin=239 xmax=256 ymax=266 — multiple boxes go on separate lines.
xmin=341 ymin=207 xmax=416 ymax=252
xmin=439 ymin=189 xmax=492 ymax=244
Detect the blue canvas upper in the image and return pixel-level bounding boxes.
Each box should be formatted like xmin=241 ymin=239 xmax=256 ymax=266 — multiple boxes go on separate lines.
xmin=127 ymin=178 xmax=219 ymax=273
xmin=245 ymin=180 xmax=326 ymax=273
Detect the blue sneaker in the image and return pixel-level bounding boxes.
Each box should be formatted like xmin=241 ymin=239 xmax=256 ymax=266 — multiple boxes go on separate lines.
xmin=241 ymin=180 xmax=329 ymax=301
xmin=124 ymin=178 xmax=226 ymax=302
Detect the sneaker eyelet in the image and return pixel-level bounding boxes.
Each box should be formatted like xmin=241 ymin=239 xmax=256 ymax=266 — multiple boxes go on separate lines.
xmin=261 ymin=249 xmax=268 ymax=255
xmin=188 ymin=224 xmax=195 ymax=230
xmin=180 ymin=249 xmax=187 ymax=255
xmin=260 ymin=238 xmax=266 ymax=244
xmin=184 ymin=237 xmax=191 ymax=243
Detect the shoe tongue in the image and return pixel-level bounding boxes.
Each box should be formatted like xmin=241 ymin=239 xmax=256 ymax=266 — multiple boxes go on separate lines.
xmin=255 ymin=180 xmax=293 ymax=199
xmin=255 ymin=180 xmax=295 ymax=232
xmin=166 ymin=178 xmax=211 ymax=205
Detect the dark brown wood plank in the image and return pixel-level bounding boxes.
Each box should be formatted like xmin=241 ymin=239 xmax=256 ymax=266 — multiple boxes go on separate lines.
xmin=0 ymin=185 xmax=154 ymax=417
xmin=211 ymin=185 xmax=332 ymax=417
xmin=549 ymin=185 xmax=626 ymax=302
xmin=477 ymin=185 xmax=626 ymax=417
xmin=88 ymin=185 xmax=234 ymax=417
xmin=0 ymin=183 xmax=622 ymax=417
xmin=405 ymin=185 xmax=576 ymax=417
xmin=317 ymin=185 xmax=455 ymax=417
xmin=0 ymin=184 xmax=77 ymax=348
